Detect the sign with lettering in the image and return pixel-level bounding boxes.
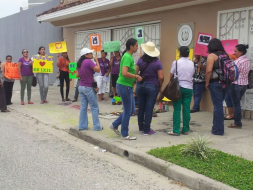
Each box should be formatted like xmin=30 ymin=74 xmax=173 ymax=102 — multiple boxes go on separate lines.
xmin=69 ymin=62 xmax=78 ymax=79
xmin=104 ymin=41 xmax=121 ymax=52
xmin=221 ymin=39 xmax=238 ymax=54
xmin=32 ymin=55 xmax=53 ymax=73
xmin=176 ymin=49 xmax=194 ymax=61
xmin=194 ymin=32 xmax=213 ymax=56
xmin=4 ymin=62 xmax=20 ymax=79
xmin=49 ymin=41 xmax=67 ymax=53
xmin=89 ymin=34 xmax=101 ymax=52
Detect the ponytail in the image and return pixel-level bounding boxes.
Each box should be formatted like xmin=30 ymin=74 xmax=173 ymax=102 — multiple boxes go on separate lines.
xmin=236 ymin=44 xmax=249 ymax=56
xmin=77 ymin=55 xmax=86 ymax=68
xmin=121 ymin=50 xmax=127 ymax=57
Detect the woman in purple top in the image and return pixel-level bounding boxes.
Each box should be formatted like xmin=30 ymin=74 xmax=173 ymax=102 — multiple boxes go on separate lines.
xmin=18 ymin=49 xmax=34 ymax=105
xmin=109 ymin=51 xmax=121 ymax=97
xmin=96 ymin=50 xmax=110 ymax=101
xmin=136 ymin=42 xmax=164 ymax=135
xmin=76 ymin=48 xmax=103 ymax=131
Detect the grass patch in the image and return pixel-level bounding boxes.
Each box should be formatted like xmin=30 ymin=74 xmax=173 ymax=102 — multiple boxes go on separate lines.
xmin=148 ymin=145 xmax=253 ymax=190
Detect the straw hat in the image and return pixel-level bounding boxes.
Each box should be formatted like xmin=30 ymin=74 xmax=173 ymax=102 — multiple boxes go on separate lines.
xmin=141 ymin=42 xmax=160 ymax=57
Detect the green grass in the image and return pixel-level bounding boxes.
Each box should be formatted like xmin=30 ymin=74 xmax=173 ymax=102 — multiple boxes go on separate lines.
xmin=148 ymin=145 xmax=253 ymax=190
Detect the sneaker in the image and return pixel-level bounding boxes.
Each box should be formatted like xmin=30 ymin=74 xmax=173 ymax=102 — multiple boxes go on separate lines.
xmin=109 ymin=123 xmax=120 ymax=136
xmin=144 ymin=130 xmax=157 ymax=135
xmin=139 ymin=128 xmax=153 ymax=133
xmin=121 ymin=136 xmax=137 ymax=140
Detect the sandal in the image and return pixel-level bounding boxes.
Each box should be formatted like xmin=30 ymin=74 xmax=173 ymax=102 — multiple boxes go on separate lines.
xmin=224 ymin=115 xmax=234 ymax=120
xmin=40 ymin=101 xmax=44 ymax=104
xmin=28 ymin=102 xmax=33 ymax=104
xmin=181 ymin=131 xmax=189 ymax=135
xmin=72 ymin=99 xmax=77 ymax=102
xmin=65 ymin=98 xmax=71 ymax=101
xmin=21 ymin=102 xmax=25 ymax=105
xmin=190 ymin=109 xmax=198 ymax=113
xmin=121 ymin=136 xmax=137 ymax=140
xmin=167 ymin=131 xmax=180 ymax=136
xmin=44 ymin=100 xmax=49 ymax=103
xmin=228 ymin=124 xmax=242 ymax=129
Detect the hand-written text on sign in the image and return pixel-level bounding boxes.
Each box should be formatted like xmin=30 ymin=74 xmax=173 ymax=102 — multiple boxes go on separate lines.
xmin=69 ymin=62 xmax=78 ymax=79
xmin=104 ymin=41 xmax=121 ymax=52
xmin=4 ymin=62 xmax=20 ymax=79
xmin=32 ymin=55 xmax=53 ymax=73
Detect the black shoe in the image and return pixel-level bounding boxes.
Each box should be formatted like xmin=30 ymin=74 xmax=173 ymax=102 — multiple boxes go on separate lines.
xmin=190 ymin=109 xmax=198 ymax=113
xmin=72 ymin=99 xmax=77 ymax=102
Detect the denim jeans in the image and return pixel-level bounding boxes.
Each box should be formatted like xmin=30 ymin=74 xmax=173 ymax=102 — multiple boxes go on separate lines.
xmin=112 ymin=84 xmax=135 ymax=137
xmin=225 ymin=84 xmax=247 ymax=127
xmin=136 ymin=82 xmax=158 ymax=133
xmin=209 ymin=82 xmax=231 ymax=135
xmin=78 ymin=86 xmax=102 ymax=131
xmin=192 ymin=83 xmax=205 ymax=111
xmin=37 ymin=73 xmax=49 ymax=101
xmin=74 ymin=79 xmax=80 ymax=100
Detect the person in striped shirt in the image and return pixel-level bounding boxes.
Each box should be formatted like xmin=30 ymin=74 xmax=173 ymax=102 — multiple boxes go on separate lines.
xmin=225 ymin=44 xmax=251 ymax=128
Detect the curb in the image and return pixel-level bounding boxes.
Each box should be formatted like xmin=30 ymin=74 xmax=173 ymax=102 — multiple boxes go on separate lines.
xmin=68 ymin=128 xmax=237 ymax=190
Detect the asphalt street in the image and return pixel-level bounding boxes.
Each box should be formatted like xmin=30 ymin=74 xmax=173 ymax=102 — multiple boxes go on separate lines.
xmin=0 ymin=110 xmax=190 ymax=190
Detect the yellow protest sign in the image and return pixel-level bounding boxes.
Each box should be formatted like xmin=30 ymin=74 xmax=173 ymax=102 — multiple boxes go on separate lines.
xmin=49 ymin=41 xmax=67 ymax=53
xmin=32 ymin=55 xmax=53 ymax=73
xmin=176 ymin=49 xmax=193 ymax=61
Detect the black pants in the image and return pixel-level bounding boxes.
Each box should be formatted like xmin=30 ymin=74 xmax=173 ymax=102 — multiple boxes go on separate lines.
xmin=59 ymin=70 xmax=70 ymax=99
xmin=4 ymin=81 xmax=14 ymax=105
xmin=0 ymin=85 xmax=7 ymax=111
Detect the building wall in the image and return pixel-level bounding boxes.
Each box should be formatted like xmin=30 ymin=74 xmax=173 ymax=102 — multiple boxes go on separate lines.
xmin=63 ymin=0 xmax=253 ymax=111
xmin=0 ymin=0 xmax=62 ymax=84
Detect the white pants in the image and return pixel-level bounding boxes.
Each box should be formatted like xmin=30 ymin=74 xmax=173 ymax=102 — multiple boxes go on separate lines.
xmin=95 ymin=76 xmax=107 ymax=94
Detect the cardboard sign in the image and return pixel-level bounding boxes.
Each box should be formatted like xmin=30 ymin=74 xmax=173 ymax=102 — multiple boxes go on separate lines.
xmin=135 ymin=27 xmax=145 ymax=45
xmin=69 ymin=62 xmax=78 ymax=79
xmin=49 ymin=41 xmax=67 ymax=53
xmin=4 ymin=62 xmax=20 ymax=79
xmin=194 ymin=32 xmax=213 ymax=56
xmin=32 ymin=55 xmax=53 ymax=73
xmin=104 ymin=41 xmax=121 ymax=52
xmin=176 ymin=49 xmax=194 ymax=61
xmin=221 ymin=39 xmax=238 ymax=54
xmin=90 ymin=34 xmax=101 ymax=52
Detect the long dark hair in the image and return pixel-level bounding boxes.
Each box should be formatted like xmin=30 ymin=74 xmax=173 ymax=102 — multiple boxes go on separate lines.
xmin=236 ymin=44 xmax=249 ymax=56
xmin=141 ymin=53 xmax=158 ymax=64
xmin=77 ymin=55 xmax=87 ymax=68
xmin=122 ymin=38 xmax=137 ymax=57
xmin=62 ymin=52 xmax=70 ymax=62
xmin=38 ymin=46 xmax=45 ymax=55
xmin=207 ymin=38 xmax=224 ymax=53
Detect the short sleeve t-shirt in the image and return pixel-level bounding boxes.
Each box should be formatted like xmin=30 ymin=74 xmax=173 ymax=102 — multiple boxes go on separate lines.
xmin=170 ymin=57 xmax=194 ymax=89
xmin=77 ymin=59 xmax=96 ymax=87
xmin=18 ymin=57 xmax=33 ymax=76
xmin=111 ymin=57 xmax=121 ymax=75
xmin=58 ymin=57 xmax=70 ymax=72
xmin=117 ymin=52 xmax=136 ymax=87
xmin=98 ymin=58 xmax=110 ymax=76
xmin=136 ymin=58 xmax=163 ymax=86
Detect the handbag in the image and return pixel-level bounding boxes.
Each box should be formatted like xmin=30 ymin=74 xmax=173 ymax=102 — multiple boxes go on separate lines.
xmin=32 ymin=75 xmax=37 ymax=87
xmin=162 ymin=61 xmax=182 ymax=101
xmin=82 ymin=67 xmax=98 ymax=94
xmin=248 ymin=70 xmax=253 ymax=89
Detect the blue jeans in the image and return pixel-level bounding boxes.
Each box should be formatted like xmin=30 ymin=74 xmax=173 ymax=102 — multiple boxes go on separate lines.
xmin=225 ymin=84 xmax=247 ymax=127
xmin=192 ymin=83 xmax=205 ymax=111
xmin=209 ymin=82 xmax=231 ymax=135
xmin=74 ymin=79 xmax=80 ymax=100
xmin=78 ymin=86 xmax=102 ymax=131
xmin=112 ymin=84 xmax=135 ymax=137
xmin=136 ymin=82 xmax=158 ymax=133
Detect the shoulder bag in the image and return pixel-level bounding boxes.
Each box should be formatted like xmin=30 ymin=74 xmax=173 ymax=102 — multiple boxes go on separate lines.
xmin=162 ymin=61 xmax=182 ymax=101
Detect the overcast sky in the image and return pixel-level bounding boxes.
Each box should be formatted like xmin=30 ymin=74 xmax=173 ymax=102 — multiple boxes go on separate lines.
xmin=0 ymin=0 xmax=28 ymax=19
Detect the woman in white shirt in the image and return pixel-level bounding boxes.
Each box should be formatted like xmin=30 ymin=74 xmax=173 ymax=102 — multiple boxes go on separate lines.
xmin=168 ymin=46 xmax=194 ymax=136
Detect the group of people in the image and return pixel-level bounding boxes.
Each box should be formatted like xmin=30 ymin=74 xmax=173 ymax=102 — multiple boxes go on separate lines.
xmin=0 ymin=37 xmax=251 ymax=139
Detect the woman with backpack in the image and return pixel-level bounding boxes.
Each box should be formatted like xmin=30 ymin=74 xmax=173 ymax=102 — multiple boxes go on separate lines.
xmin=205 ymin=38 xmax=232 ymax=135
xmin=225 ymin=44 xmax=250 ymax=129
xmin=136 ymin=42 xmax=164 ymax=135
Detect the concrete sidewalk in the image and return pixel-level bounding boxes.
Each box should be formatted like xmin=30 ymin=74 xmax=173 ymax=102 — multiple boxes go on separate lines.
xmin=6 ymin=83 xmax=253 ymax=189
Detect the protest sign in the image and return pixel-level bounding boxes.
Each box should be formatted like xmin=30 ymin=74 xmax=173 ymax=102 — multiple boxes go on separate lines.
xmin=194 ymin=32 xmax=213 ymax=57
xmin=221 ymin=39 xmax=238 ymax=54
xmin=104 ymin=41 xmax=120 ymax=52
xmin=135 ymin=27 xmax=145 ymax=45
xmin=49 ymin=41 xmax=67 ymax=53
xmin=4 ymin=62 xmax=19 ymax=79
xmin=176 ymin=49 xmax=194 ymax=61
xmin=32 ymin=55 xmax=53 ymax=73
xmin=90 ymin=34 xmax=101 ymax=52
xmin=69 ymin=62 xmax=78 ymax=79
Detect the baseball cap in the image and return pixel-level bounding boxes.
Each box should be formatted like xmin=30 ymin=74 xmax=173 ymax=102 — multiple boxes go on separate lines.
xmin=80 ymin=48 xmax=94 ymax=56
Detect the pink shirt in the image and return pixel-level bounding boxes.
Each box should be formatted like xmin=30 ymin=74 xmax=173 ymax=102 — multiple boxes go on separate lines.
xmin=233 ymin=55 xmax=251 ymax=85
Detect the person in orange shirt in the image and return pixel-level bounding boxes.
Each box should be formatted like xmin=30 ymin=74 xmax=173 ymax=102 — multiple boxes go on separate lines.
xmin=57 ymin=52 xmax=71 ymax=102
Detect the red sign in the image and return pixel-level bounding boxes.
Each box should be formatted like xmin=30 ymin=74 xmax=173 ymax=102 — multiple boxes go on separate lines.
xmin=194 ymin=32 xmax=213 ymax=57
xmin=4 ymin=62 xmax=20 ymax=79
